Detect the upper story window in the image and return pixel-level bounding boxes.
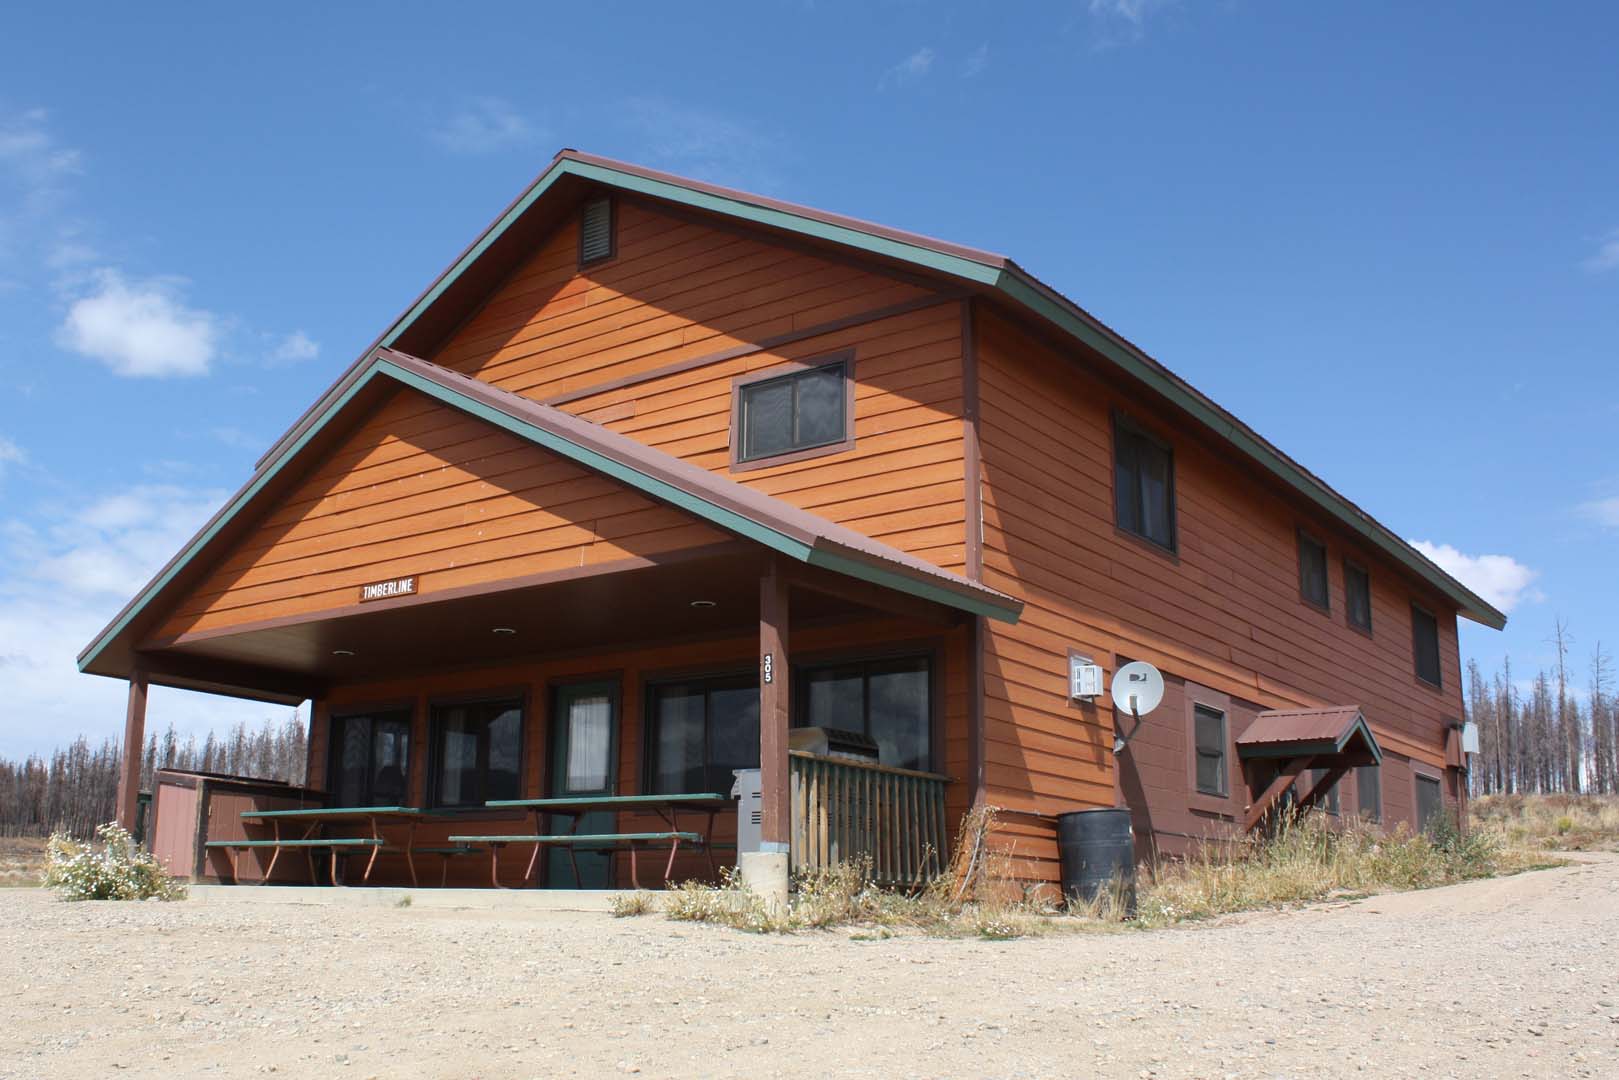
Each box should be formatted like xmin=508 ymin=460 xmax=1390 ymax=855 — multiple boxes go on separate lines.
xmin=1344 ymin=559 xmax=1372 ymax=634
xmin=1297 ymin=530 xmax=1329 ymax=611
xmin=733 ymin=356 xmax=852 ymax=467
xmin=1411 ymin=603 xmax=1442 ymax=688
xmin=578 ymin=197 xmax=615 ymax=266
xmin=329 ymin=709 xmax=411 ymax=807
xmin=1113 ymin=416 xmax=1175 ymax=551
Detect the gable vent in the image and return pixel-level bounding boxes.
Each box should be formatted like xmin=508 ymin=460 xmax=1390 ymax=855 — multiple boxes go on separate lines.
xmin=579 ymin=197 xmax=614 ymax=265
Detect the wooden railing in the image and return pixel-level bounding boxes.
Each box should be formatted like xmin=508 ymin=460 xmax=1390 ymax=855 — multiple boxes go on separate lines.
xmin=789 ymin=751 xmax=950 ymax=888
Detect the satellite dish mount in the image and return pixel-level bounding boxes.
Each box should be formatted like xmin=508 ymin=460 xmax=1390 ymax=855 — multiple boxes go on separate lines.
xmin=1109 ymin=661 xmax=1165 ymax=754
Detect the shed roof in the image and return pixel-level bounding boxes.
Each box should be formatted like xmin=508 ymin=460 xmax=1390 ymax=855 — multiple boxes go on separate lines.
xmin=78 ymin=350 xmax=1020 ymax=678
xmin=1236 ymin=706 xmax=1383 ymax=765
xmin=251 ymin=148 xmax=1505 ymax=630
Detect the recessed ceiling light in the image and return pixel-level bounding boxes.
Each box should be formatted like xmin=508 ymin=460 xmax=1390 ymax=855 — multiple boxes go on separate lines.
xmin=492 ymin=627 xmax=517 ymax=635
xmin=689 ymin=600 xmax=716 ymax=609
xmin=332 ymin=649 xmax=355 ymax=657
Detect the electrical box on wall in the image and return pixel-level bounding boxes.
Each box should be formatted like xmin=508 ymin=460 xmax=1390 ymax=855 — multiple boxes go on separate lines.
xmin=1069 ymin=654 xmax=1103 ymax=700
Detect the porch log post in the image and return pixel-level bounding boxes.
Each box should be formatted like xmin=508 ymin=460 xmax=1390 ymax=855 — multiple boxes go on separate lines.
xmin=115 ymin=670 xmax=149 ymax=833
xmin=759 ymin=558 xmax=791 ymax=853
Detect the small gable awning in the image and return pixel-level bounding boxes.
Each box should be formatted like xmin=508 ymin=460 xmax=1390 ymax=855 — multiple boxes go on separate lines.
xmin=1236 ymin=705 xmax=1382 ymax=767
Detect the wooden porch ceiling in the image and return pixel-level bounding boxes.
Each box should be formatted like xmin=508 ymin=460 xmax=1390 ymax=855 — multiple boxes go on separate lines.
xmin=135 ymin=548 xmax=946 ymax=702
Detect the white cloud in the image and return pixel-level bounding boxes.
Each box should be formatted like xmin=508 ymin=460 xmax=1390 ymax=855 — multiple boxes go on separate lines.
xmin=0 ymin=107 xmax=84 ymax=265
xmin=431 ymin=97 xmax=539 ymax=154
xmin=961 ymin=43 xmax=991 ymax=78
xmin=56 ymin=269 xmax=218 ymax=377
xmin=1583 ymin=228 xmax=1619 ymax=273
xmin=0 ymin=484 xmax=293 ymax=759
xmin=0 ymin=435 xmax=23 ymax=474
xmin=1408 ymin=540 xmax=1543 ymax=614
xmin=268 ymin=329 xmax=319 ymax=366
xmin=622 ymin=99 xmax=783 ymax=190
xmin=880 ymin=47 xmax=936 ymax=90
xmin=1086 ymin=0 xmax=1178 ymax=47
xmin=1577 ymin=496 xmax=1619 ymax=528
xmin=211 ymin=426 xmax=261 ymax=451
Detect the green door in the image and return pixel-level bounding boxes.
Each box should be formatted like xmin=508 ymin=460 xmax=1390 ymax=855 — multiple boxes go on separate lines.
xmin=547 ymin=680 xmax=618 ymax=888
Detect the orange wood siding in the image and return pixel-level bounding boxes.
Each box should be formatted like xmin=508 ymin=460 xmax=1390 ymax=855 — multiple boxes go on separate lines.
xmin=310 ymin=616 xmax=970 ymax=889
xmin=424 ymin=201 xmax=967 ymax=571
xmin=153 ymin=387 xmax=727 ymax=641
xmin=974 ymin=306 xmax=1466 ymax=877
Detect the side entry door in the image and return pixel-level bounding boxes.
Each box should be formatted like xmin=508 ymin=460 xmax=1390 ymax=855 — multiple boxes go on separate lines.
xmin=547 ymin=680 xmax=619 ymax=888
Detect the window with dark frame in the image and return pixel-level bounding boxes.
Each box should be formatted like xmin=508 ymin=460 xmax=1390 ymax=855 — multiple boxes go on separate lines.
xmin=1412 ymin=604 xmax=1443 ymax=688
xmin=1344 ymin=560 xmax=1372 ymax=633
xmin=1113 ymin=417 xmax=1175 ymax=551
xmin=737 ymin=360 xmax=849 ymax=463
xmin=429 ymin=697 xmax=522 ymax=808
xmin=1356 ymin=765 xmax=1381 ymax=823
xmin=579 ymin=197 xmax=614 ymax=266
xmin=1308 ymin=767 xmax=1341 ymax=814
xmin=1415 ymin=773 xmax=1443 ymax=832
xmin=647 ymin=674 xmax=758 ymax=794
xmin=329 ymin=710 xmax=412 ymax=808
xmin=795 ymin=655 xmax=933 ymax=772
xmin=1192 ymin=704 xmax=1227 ymax=797
xmin=1298 ymin=530 xmax=1329 ymax=610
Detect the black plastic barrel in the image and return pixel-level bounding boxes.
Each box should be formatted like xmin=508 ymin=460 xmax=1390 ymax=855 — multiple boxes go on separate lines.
xmin=1056 ymin=808 xmax=1136 ymax=914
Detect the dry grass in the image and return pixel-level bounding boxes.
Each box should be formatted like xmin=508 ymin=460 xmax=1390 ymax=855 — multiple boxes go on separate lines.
xmin=0 ymin=837 xmax=47 ymax=888
xmin=1130 ymin=812 xmax=1556 ymax=928
xmin=1472 ymin=793 xmax=1619 ymax=852
xmin=657 ymin=806 xmax=1091 ymax=939
xmin=607 ymin=890 xmax=657 ymax=917
xmin=647 ymin=802 xmax=1577 ymax=939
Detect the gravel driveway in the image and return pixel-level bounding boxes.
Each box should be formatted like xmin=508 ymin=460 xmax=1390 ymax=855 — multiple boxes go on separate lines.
xmin=3 ymin=854 xmax=1616 ymax=1079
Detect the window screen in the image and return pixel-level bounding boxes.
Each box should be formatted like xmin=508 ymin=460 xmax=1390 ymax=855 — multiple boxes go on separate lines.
xmin=1412 ymin=605 xmax=1442 ymax=687
xmin=738 ymin=361 xmax=848 ymax=462
xmin=1298 ymin=531 xmax=1329 ymax=610
xmin=1114 ymin=419 xmax=1175 ymax=550
xmin=1345 ymin=561 xmax=1372 ymax=633
xmin=329 ymin=711 xmax=411 ymax=807
xmin=1308 ymin=767 xmax=1340 ymax=814
xmin=648 ymin=675 xmax=759 ymax=793
xmin=1415 ymin=774 xmax=1443 ymax=832
xmin=798 ymin=656 xmax=932 ymax=771
xmin=429 ymin=699 xmax=521 ymax=808
xmin=1192 ymin=704 xmax=1227 ymax=797
xmin=1356 ymin=765 xmax=1381 ymax=823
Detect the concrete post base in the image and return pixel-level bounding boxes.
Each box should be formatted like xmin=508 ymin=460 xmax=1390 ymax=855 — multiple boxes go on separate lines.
xmin=738 ymin=850 xmax=790 ymax=913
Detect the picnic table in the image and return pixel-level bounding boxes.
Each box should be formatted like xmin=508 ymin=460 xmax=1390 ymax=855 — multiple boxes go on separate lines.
xmin=455 ymin=793 xmax=733 ymax=889
xmin=209 ymin=806 xmax=435 ymax=886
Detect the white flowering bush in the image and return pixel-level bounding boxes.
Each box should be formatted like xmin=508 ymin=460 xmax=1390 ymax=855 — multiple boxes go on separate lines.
xmin=43 ymin=822 xmax=185 ymax=902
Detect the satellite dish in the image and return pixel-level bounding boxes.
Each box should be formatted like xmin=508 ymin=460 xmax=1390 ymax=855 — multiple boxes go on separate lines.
xmin=1110 ymin=661 xmax=1164 ymax=718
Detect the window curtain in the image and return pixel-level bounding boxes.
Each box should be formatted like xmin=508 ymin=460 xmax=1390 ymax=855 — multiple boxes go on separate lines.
xmin=565 ymin=694 xmax=612 ymax=792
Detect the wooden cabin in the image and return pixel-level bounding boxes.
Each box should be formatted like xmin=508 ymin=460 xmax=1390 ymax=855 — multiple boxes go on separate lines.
xmin=81 ymin=151 xmax=1503 ymax=890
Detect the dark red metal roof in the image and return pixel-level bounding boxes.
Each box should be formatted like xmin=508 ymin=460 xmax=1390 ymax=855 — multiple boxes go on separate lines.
xmin=1236 ymin=705 xmax=1382 ymax=764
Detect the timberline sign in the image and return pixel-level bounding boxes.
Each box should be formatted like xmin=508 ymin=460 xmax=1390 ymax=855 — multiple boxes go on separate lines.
xmin=359 ymin=575 xmax=418 ymax=603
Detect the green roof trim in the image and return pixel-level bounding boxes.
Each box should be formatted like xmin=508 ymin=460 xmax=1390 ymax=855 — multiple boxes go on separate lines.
xmin=79 ymin=354 xmax=1017 ymax=672
xmin=267 ymin=149 xmax=1504 ymax=631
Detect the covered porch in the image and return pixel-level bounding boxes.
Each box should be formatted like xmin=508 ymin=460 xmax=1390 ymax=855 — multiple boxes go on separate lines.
xmin=86 ymin=351 xmax=1018 ymax=893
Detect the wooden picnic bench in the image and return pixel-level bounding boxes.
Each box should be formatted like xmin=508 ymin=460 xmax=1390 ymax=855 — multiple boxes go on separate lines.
xmin=457 ymin=793 xmax=732 ymax=888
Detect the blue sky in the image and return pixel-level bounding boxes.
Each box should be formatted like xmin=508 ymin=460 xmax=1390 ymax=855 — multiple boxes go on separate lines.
xmin=1 ymin=2 xmax=1614 ymax=757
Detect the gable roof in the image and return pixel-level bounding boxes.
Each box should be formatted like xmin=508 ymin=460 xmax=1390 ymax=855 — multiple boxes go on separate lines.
xmin=78 ymin=350 xmax=1021 ymax=675
xmin=250 ymin=149 xmax=1505 ymax=630
xmin=1236 ymin=705 xmax=1383 ymax=765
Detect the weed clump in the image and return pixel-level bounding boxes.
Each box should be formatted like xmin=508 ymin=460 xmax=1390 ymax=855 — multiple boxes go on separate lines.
xmin=44 ymin=823 xmax=185 ymax=902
